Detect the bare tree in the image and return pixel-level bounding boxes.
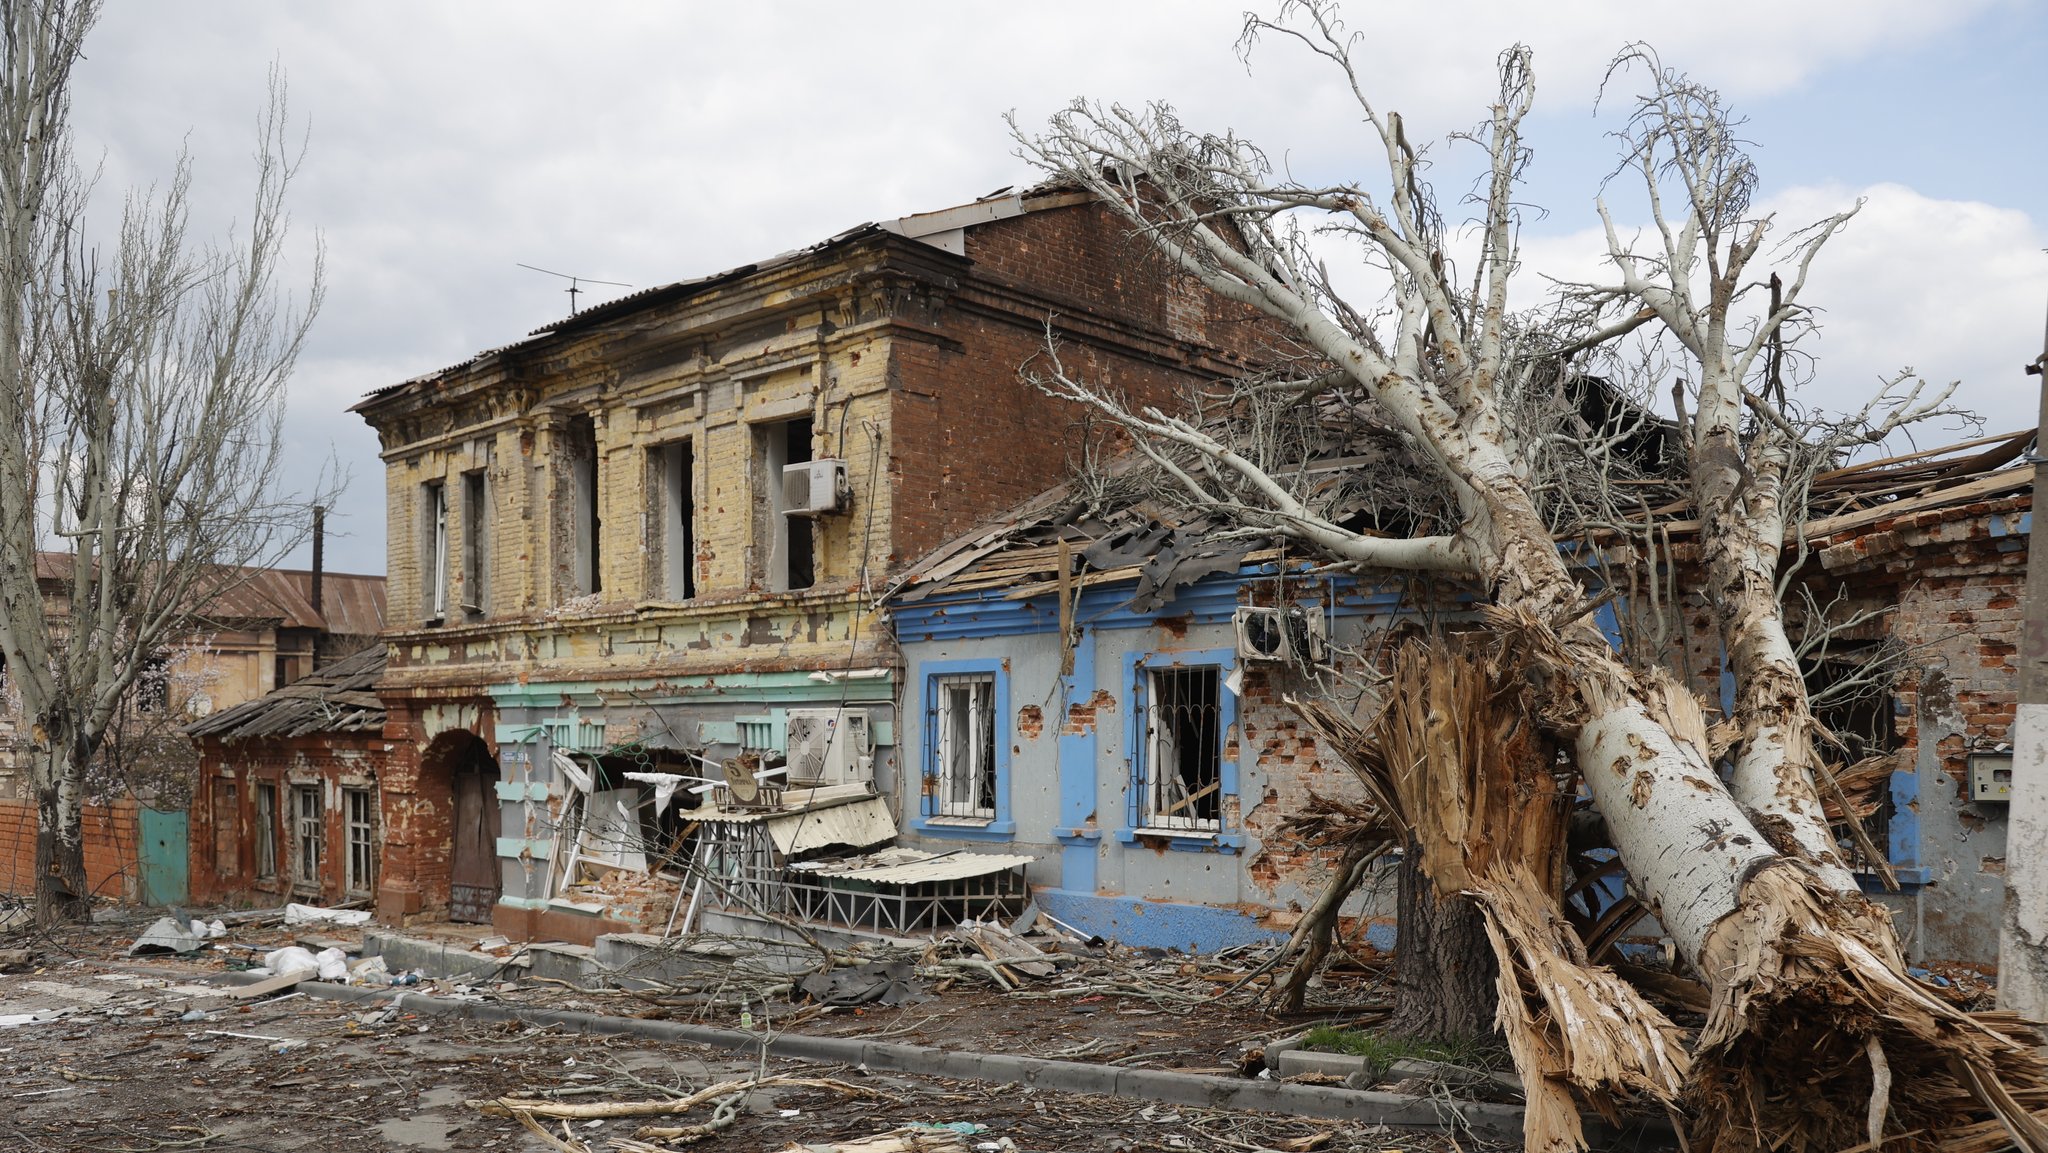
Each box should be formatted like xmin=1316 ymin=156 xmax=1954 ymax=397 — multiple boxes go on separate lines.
xmin=0 ymin=0 xmax=331 ymax=925
xmin=1013 ymin=5 xmax=2045 ymax=1151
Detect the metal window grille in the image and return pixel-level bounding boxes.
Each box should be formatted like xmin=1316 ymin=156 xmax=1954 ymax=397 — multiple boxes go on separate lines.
xmin=344 ymin=788 xmax=377 ymax=895
xmin=684 ymin=820 xmax=1027 ymax=938
xmin=932 ymin=674 xmax=996 ymax=819
xmin=293 ymin=785 xmax=323 ymax=888
xmin=1141 ymin=666 xmax=1223 ymax=831
xmin=254 ymin=784 xmax=278 ymax=880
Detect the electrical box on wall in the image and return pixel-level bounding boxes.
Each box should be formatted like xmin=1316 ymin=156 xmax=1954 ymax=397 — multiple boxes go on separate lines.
xmin=1968 ymin=752 xmax=2012 ymax=803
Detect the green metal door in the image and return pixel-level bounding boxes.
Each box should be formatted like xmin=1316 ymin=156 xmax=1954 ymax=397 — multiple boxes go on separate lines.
xmin=138 ymin=808 xmax=188 ymax=907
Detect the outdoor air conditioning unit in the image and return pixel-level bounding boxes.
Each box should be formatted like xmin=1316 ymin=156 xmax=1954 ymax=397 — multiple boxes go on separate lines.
xmin=1234 ymin=605 xmax=1326 ymax=664
xmin=783 ymin=708 xmax=874 ymax=786
xmin=782 ymin=459 xmax=849 ymax=516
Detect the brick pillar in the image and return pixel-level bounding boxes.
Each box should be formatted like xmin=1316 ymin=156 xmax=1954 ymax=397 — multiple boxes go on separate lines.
xmin=375 ymin=701 xmax=426 ymax=922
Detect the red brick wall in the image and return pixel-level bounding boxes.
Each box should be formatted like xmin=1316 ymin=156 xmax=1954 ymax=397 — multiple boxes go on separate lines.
xmin=0 ymin=797 xmax=141 ymax=903
xmin=888 ymin=200 xmax=1274 ymax=566
xmin=188 ymin=734 xmax=385 ymax=909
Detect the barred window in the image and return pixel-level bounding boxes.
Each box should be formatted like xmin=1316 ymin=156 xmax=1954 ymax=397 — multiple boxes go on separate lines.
xmin=931 ymin=674 xmax=997 ymax=820
xmin=1140 ymin=666 xmax=1222 ymax=831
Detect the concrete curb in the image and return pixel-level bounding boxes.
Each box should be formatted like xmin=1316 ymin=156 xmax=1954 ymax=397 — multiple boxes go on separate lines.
xmin=191 ymin=968 xmax=1531 ymax=1141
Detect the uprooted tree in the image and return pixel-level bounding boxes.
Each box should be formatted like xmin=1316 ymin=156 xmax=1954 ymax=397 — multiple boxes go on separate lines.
xmin=0 ymin=0 xmax=332 ymax=926
xmin=1014 ymin=4 xmax=2047 ymax=1152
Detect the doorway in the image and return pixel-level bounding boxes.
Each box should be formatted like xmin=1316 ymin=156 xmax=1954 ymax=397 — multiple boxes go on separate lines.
xmin=447 ymin=738 xmax=501 ymax=923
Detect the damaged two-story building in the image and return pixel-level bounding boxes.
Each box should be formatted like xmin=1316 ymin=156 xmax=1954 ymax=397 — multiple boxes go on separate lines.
xmin=352 ymin=188 xmax=1265 ymax=943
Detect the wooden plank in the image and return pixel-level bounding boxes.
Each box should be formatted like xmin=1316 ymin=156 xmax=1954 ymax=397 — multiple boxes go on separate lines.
xmin=229 ymin=969 xmax=312 ymax=1000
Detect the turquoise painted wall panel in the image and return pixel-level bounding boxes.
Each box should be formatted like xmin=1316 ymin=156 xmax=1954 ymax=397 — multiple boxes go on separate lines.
xmin=138 ymin=808 xmax=188 ymax=907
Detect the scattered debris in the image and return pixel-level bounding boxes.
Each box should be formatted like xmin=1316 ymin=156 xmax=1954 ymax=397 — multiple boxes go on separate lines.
xmin=282 ymin=902 xmax=373 ymax=927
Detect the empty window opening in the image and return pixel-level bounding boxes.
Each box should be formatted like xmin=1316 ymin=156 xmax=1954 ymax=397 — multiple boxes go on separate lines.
xmin=423 ymin=480 xmax=448 ymax=621
xmin=1805 ymin=643 xmax=1904 ymax=866
xmin=756 ymin=417 xmax=814 ymax=592
xmin=292 ymin=785 xmax=323 ymax=889
xmin=656 ymin=441 xmax=696 ymax=600
xmin=137 ymin=655 xmax=169 ymax=713
xmin=462 ymin=469 xmax=488 ymax=615
xmin=344 ymin=787 xmax=378 ymax=896
xmin=932 ymin=674 xmax=997 ymax=820
xmin=1141 ymin=666 xmax=1223 ymax=831
xmin=565 ymin=414 xmax=601 ymax=597
xmin=254 ymin=783 xmax=278 ymax=880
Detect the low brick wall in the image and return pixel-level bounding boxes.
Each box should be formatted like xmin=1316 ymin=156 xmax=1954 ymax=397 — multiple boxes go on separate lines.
xmin=0 ymin=797 xmax=142 ymax=903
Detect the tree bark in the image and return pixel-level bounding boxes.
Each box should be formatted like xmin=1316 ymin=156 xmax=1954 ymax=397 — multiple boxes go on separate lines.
xmin=1389 ymin=837 xmax=1499 ymax=1040
xmin=32 ymin=728 xmax=91 ymax=926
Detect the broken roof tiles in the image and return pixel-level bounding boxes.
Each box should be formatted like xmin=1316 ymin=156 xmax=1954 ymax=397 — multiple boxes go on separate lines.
xmin=184 ymin=645 xmax=387 ymax=743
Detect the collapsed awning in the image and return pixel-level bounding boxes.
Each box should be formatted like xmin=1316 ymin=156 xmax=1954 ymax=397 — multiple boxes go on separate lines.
xmin=787 ymin=846 xmax=1034 ymax=884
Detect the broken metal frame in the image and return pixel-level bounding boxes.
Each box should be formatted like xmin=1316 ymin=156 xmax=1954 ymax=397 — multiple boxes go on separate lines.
xmin=681 ymin=819 xmax=1028 ymax=938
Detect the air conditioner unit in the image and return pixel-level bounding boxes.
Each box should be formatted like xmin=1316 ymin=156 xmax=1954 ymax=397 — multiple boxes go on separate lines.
xmin=783 ymin=708 xmax=874 ymax=786
xmin=1234 ymin=605 xmax=1326 ymax=664
xmin=782 ymin=459 xmax=848 ymax=516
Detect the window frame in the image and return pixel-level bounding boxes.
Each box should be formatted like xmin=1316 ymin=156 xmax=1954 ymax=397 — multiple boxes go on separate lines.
xmin=291 ymin=783 xmax=324 ymax=892
xmin=461 ymin=468 xmax=489 ymax=617
xmin=650 ymin=439 xmax=697 ymax=601
xmin=422 ymin=480 xmax=448 ymax=622
xmin=911 ymin=659 xmax=1014 ymax=840
xmin=1120 ymin=648 xmax=1244 ymax=851
xmin=343 ymin=786 xmax=378 ymax=896
xmin=254 ymin=782 xmax=278 ymax=881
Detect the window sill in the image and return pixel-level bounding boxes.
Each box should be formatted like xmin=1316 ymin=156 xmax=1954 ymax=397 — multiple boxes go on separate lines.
xmin=1116 ymin=827 xmax=1244 ymax=853
xmin=910 ymin=816 xmax=1016 ymax=842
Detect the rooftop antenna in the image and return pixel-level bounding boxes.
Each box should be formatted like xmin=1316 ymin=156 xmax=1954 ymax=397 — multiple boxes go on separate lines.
xmin=516 ymin=263 xmax=631 ymax=315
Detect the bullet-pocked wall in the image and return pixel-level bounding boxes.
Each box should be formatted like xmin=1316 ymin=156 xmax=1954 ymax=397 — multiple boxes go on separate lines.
xmin=352 ymin=193 xmax=1274 ymax=937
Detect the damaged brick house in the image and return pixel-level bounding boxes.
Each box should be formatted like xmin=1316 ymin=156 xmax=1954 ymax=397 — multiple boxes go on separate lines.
xmin=184 ymin=646 xmax=389 ymax=908
xmin=351 ymin=187 xmax=1264 ymax=943
xmin=882 ymin=429 xmax=2036 ymax=968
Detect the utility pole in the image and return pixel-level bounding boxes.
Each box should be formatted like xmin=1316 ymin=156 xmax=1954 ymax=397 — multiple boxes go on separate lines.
xmin=1999 ymin=295 xmax=2048 ymax=1021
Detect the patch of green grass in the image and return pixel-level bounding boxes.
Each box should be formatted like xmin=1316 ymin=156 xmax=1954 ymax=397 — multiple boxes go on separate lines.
xmin=1299 ymin=1026 xmax=1505 ymax=1070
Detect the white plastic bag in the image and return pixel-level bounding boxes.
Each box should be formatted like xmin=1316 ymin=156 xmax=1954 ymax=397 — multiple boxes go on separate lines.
xmin=314 ymin=947 xmax=350 ymax=982
xmin=263 ymin=945 xmax=320 ymax=976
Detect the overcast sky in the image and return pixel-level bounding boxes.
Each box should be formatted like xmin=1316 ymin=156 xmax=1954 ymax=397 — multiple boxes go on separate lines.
xmin=69 ymin=1 xmax=2048 ymax=576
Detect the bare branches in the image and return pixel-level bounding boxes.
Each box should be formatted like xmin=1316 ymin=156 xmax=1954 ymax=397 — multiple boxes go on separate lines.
xmin=0 ymin=4 xmax=333 ymax=923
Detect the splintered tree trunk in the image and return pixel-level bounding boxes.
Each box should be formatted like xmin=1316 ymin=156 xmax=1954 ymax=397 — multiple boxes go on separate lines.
xmin=33 ymin=736 xmax=92 ymax=927
xmin=1389 ymin=841 xmax=1498 ymax=1040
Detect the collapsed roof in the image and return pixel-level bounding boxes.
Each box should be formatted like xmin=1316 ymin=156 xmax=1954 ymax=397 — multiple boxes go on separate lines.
xmin=184 ymin=645 xmax=386 ymax=743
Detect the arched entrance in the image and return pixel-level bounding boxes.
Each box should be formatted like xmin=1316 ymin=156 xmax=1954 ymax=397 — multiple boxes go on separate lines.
xmin=423 ymin=730 xmax=499 ymax=923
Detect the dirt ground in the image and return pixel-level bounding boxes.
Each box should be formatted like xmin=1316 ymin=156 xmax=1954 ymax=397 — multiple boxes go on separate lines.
xmin=0 ymin=914 xmax=1483 ymax=1153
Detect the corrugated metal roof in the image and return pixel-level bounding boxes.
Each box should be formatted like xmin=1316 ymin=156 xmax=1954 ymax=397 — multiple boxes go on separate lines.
xmin=767 ymin=796 xmax=898 ymax=855
xmin=184 ymin=645 xmax=386 ymax=743
xmin=788 ymin=846 xmax=1034 ymax=885
xmin=697 ymin=786 xmax=899 ymax=853
xmin=32 ymin=553 xmax=385 ymax=634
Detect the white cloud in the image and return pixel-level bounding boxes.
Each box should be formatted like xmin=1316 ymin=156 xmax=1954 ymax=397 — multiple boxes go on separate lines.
xmin=1518 ymin=183 xmax=2044 ymax=437
xmin=51 ymin=1 xmax=2032 ymax=571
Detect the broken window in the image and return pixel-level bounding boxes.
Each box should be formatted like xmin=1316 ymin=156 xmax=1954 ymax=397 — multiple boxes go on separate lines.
xmin=1139 ymin=665 xmax=1223 ymax=831
xmin=292 ymin=784 xmax=323 ymax=889
xmin=563 ymin=415 xmax=601 ymax=598
xmin=930 ymin=673 xmax=997 ymax=820
xmin=1804 ymin=642 xmax=1905 ymax=866
xmin=344 ymin=787 xmax=377 ymax=896
xmin=422 ymin=480 xmax=448 ymax=621
xmin=254 ymin=783 xmax=278 ymax=880
xmin=755 ymin=417 xmax=814 ymax=592
xmin=211 ymin=779 xmax=237 ymax=875
xmin=462 ymin=469 xmax=489 ymax=616
xmin=652 ymin=440 xmax=696 ymax=600
xmin=137 ymin=654 xmax=169 ymax=713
